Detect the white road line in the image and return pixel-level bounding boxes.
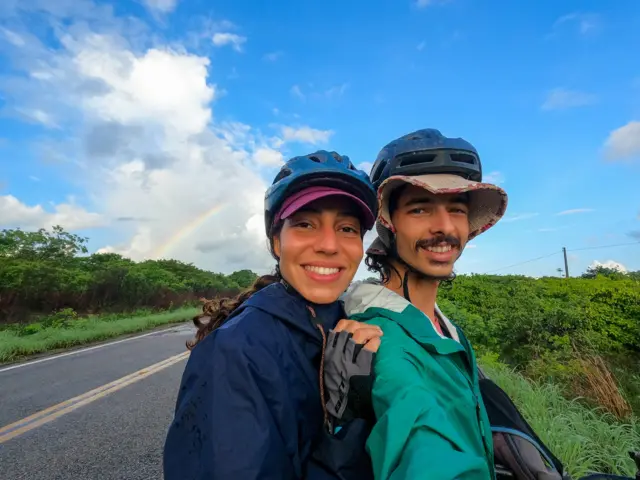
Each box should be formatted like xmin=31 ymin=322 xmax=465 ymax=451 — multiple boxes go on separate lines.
xmin=0 ymin=326 xmax=188 ymax=374
xmin=0 ymin=351 xmax=190 ymax=444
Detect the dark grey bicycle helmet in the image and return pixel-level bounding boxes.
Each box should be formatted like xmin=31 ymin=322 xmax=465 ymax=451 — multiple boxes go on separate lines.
xmin=369 ymin=128 xmax=483 ymax=189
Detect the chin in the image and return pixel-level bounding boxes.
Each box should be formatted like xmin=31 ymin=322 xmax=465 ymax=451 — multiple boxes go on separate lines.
xmin=418 ymin=263 xmax=454 ymax=279
xmin=298 ymin=284 xmax=347 ymax=305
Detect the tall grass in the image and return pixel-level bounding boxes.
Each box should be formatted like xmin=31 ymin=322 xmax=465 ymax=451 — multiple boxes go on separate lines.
xmin=480 ymin=354 xmax=640 ymax=478
xmin=0 ymin=307 xmax=198 ymax=363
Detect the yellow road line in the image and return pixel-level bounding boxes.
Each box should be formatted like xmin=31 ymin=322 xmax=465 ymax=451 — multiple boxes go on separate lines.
xmin=0 ymin=351 xmax=189 ymax=444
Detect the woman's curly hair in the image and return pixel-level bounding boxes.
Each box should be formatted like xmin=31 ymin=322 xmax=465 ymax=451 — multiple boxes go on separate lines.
xmin=186 ymin=273 xmax=281 ymax=350
xmin=186 ymin=224 xmax=283 ymax=350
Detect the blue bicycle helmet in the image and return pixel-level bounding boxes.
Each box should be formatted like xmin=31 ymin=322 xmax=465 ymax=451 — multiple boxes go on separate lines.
xmin=264 ymin=150 xmax=378 ymax=235
xmin=369 ymin=128 xmax=483 ymax=189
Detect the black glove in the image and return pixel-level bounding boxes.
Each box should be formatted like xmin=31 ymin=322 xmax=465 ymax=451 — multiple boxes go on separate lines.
xmin=323 ymin=330 xmax=376 ymax=427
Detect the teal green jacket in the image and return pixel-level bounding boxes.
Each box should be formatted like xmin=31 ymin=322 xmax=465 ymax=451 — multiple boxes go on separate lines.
xmin=341 ymin=281 xmax=495 ymax=480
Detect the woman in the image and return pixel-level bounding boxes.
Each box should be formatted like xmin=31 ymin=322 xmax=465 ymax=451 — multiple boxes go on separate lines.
xmin=163 ymin=150 xmax=382 ymax=480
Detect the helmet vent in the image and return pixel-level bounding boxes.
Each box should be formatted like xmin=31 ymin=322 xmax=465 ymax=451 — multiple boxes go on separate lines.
xmin=397 ymin=152 xmax=436 ymax=167
xmin=371 ymin=162 xmax=385 ymax=181
xmin=450 ymin=153 xmax=476 ymax=165
xmin=308 ymin=156 xmax=323 ymax=163
xmin=273 ymin=167 xmax=292 ymax=183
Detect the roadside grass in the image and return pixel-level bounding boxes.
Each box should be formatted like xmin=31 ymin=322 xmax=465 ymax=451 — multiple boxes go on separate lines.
xmin=480 ymin=354 xmax=640 ymax=478
xmin=0 ymin=307 xmax=198 ymax=364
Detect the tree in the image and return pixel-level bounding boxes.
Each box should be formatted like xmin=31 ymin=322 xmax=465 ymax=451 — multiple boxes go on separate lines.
xmin=0 ymin=226 xmax=88 ymax=261
xmin=228 ymin=269 xmax=258 ymax=288
xmin=581 ymin=265 xmax=627 ymax=280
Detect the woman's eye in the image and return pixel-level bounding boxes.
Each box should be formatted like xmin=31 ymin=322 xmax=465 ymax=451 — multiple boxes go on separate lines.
xmin=341 ymin=225 xmax=360 ymax=234
xmin=293 ymin=221 xmax=313 ymax=229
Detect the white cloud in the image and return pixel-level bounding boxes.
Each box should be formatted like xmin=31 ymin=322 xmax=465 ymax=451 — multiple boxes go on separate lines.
xmin=2 ymin=28 xmax=25 ymax=46
xmin=64 ymin=35 xmax=215 ymax=138
xmin=483 ymin=171 xmax=505 ymax=185
xmin=588 ymin=260 xmax=627 ymax=273
xmin=552 ymin=12 xmax=600 ymax=36
xmin=556 ymin=208 xmax=594 ymax=216
xmin=212 ymin=32 xmax=246 ymax=52
xmin=280 ymin=126 xmax=334 ymax=145
xmin=290 ymin=84 xmax=305 ymax=100
xmin=323 ymin=83 xmax=349 ymax=99
xmin=263 ymin=51 xmax=283 ymax=62
xmin=253 ymin=147 xmax=284 ymax=167
xmin=417 ymin=41 xmax=426 ymax=51
xmin=0 ymin=6 xmax=295 ymax=274
xmin=142 ymin=0 xmax=178 ymax=13
xmin=357 ymin=162 xmax=373 ymax=174
xmin=290 ymin=83 xmax=347 ymax=101
xmin=502 ymin=212 xmax=539 ymax=223
xmin=16 ymin=108 xmax=57 ymax=128
xmin=604 ymin=121 xmax=640 ymax=161
xmin=0 ymin=195 xmax=105 ymax=230
xmin=541 ymin=88 xmax=596 ymax=110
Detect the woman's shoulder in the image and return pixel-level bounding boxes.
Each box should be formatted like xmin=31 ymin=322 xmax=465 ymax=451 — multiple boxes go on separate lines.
xmin=194 ymin=295 xmax=287 ymax=356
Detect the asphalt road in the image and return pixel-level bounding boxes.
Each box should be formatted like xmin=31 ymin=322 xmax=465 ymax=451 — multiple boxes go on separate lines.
xmin=0 ymin=325 xmax=194 ymax=480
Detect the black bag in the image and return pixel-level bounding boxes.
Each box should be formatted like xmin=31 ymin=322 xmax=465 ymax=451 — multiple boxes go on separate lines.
xmin=477 ymin=369 xmax=567 ymax=480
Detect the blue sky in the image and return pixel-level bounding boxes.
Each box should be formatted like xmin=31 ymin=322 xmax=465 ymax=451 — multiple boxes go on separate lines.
xmin=0 ymin=0 xmax=638 ymax=278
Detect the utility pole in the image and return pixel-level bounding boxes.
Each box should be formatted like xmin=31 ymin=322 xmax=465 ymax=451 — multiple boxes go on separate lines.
xmin=562 ymin=247 xmax=569 ymax=278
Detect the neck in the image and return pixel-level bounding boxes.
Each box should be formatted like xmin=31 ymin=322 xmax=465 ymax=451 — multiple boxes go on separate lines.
xmin=385 ymin=263 xmax=439 ymax=321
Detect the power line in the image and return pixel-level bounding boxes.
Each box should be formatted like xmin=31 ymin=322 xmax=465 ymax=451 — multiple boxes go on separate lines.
xmin=566 ymin=241 xmax=640 ymax=253
xmin=482 ymin=240 xmax=639 ymax=275
xmin=483 ymin=251 xmax=560 ymax=274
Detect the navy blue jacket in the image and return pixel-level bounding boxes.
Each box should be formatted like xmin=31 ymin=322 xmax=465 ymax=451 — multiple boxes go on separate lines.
xmin=163 ymin=282 xmax=374 ymax=480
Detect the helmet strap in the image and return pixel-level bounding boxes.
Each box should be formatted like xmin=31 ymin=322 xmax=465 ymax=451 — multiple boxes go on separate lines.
xmin=402 ymin=270 xmax=411 ymax=303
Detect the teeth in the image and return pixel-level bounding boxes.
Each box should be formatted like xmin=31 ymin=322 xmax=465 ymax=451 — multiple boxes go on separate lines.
xmin=305 ymin=266 xmax=340 ymax=275
xmin=426 ymin=245 xmax=452 ymax=253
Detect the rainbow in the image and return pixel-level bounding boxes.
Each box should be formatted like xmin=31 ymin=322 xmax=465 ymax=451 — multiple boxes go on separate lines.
xmin=151 ymin=204 xmax=227 ymax=260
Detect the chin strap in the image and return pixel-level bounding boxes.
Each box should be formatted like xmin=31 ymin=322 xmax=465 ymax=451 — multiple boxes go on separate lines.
xmin=402 ymin=270 xmax=412 ymax=303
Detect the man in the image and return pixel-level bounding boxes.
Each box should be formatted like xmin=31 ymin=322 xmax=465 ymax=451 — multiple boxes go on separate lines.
xmin=327 ymin=128 xmax=508 ymax=479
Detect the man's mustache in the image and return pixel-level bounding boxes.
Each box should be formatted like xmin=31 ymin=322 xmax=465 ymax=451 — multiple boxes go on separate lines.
xmin=415 ymin=235 xmax=461 ymax=251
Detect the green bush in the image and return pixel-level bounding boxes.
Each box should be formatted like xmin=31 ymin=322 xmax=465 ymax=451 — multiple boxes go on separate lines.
xmin=480 ymin=354 xmax=640 ymax=478
xmin=0 ymin=226 xmax=259 ymax=323
xmin=438 ymin=273 xmax=640 ymax=415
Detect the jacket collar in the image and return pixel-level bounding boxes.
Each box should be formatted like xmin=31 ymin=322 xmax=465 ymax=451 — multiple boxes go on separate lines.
xmin=240 ymin=282 xmax=345 ymax=341
xmin=342 ymin=280 xmax=464 ymax=355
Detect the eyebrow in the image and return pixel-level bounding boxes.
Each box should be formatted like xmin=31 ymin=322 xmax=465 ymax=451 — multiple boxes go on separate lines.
xmin=402 ymin=194 xmax=469 ymax=207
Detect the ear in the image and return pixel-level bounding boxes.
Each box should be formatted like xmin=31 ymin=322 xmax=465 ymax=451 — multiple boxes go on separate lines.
xmin=273 ymin=234 xmax=281 ymax=258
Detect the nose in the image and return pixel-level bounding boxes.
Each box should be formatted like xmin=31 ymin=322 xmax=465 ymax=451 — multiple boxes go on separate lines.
xmin=429 ymin=205 xmax=456 ymax=236
xmin=314 ymin=222 xmax=339 ymax=255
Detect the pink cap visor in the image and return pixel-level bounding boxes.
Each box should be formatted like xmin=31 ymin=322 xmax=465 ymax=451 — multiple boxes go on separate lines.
xmin=275 ymin=186 xmax=375 ymax=230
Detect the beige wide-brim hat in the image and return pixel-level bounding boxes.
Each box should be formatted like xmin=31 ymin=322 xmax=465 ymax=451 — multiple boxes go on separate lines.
xmin=367 ymin=173 xmax=508 ymax=255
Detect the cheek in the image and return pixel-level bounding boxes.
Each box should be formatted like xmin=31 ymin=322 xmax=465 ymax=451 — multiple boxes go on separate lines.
xmin=343 ymin=239 xmax=364 ymax=266
xmin=277 ymin=230 xmax=304 ymax=261
xmin=394 ymin=231 xmax=415 ymax=254
xmin=456 ymin=218 xmax=470 ymax=241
